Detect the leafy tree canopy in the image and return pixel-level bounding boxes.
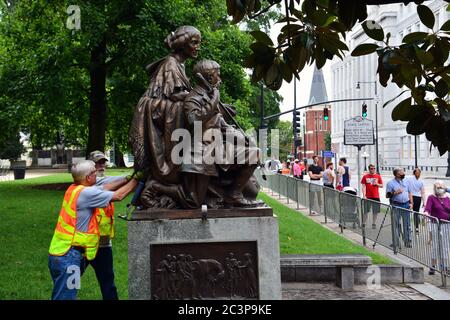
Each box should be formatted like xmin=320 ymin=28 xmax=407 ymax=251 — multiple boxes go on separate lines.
xmin=0 ymin=0 xmax=282 ymax=156
xmin=226 ymin=0 xmax=450 ymax=155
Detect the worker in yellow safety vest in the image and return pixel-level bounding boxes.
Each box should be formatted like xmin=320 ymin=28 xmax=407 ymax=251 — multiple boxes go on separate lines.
xmin=85 ymin=150 xmax=134 ymax=300
xmin=48 ymin=160 xmax=138 ymax=300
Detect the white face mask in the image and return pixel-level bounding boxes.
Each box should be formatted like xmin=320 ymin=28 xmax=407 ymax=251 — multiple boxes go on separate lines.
xmin=436 ymin=188 xmax=446 ymax=196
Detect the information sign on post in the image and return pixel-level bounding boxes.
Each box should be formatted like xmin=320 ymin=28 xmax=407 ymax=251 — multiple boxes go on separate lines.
xmin=344 ymin=116 xmax=374 ymax=146
xmin=344 ymin=116 xmax=375 ymax=196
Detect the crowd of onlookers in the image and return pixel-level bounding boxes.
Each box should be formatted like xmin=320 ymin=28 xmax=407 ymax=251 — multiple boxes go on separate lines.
xmin=268 ymin=156 xmax=450 ymax=275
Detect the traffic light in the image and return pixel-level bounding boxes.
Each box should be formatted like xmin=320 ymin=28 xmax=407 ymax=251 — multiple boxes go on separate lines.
xmin=293 ymin=110 xmax=301 ymax=137
xmin=362 ymin=103 xmax=368 ymax=118
xmin=323 ymin=107 xmax=329 ymax=121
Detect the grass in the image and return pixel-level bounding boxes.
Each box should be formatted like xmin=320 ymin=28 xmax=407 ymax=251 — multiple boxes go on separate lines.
xmin=0 ymin=169 xmax=132 ymax=300
xmin=257 ymin=192 xmax=393 ymax=265
xmin=0 ymin=171 xmax=392 ymax=299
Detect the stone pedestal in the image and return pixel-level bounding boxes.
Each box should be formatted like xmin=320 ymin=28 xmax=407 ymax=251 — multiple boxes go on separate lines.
xmin=128 ymin=207 xmax=281 ymax=300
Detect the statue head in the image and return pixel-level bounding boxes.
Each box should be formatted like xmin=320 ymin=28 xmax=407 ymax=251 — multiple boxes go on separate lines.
xmin=165 ymin=26 xmax=201 ymax=59
xmin=193 ymin=59 xmax=221 ymax=88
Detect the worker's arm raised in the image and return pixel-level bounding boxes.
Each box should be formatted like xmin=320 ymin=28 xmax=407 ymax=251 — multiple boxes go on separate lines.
xmin=111 ymin=178 xmax=138 ymax=202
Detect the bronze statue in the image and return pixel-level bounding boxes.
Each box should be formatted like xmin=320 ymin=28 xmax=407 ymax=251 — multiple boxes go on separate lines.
xmin=129 ymin=26 xmax=261 ymax=209
xmin=181 ymin=60 xmax=260 ymax=207
xmin=129 ymin=26 xmax=201 ymax=208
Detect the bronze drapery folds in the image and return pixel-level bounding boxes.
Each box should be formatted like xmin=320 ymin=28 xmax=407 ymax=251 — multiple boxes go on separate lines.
xmin=129 ymin=27 xmax=262 ymax=210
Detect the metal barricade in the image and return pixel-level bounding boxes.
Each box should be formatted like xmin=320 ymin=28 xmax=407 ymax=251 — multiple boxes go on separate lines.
xmin=272 ymin=173 xmax=280 ymax=196
xmin=266 ymin=173 xmax=273 ymax=194
xmin=391 ymin=205 xmax=414 ymax=253
xmin=296 ymin=179 xmax=310 ymax=209
xmin=254 ymin=168 xmax=268 ymax=190
xmin=339 ymin=192 xmax=363 ymax=236
xmin=278 ymin=174 xmax=289 ymax=201
xmin=361 ymin=198 xmax=394 ymax=250
xmin=261 ymin=173 xmax=450 ymax=287
xmin=308 ymin=182 xmax=324 ymax=216
xmin=286 ymin=176 xmax=297 ymax=205
xmin=390 ymin=208 xmax=449 ymax=286
xmin=437 ymin=219 xmax=450 ymax=287
xmin=323 ymin=187 xmax=341 ymax=226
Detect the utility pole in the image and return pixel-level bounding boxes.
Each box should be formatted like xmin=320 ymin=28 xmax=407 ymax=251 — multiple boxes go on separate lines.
xmin=303 ymin=114 xmax=306 ymax=161
xmin=414 ymin=136 xmax=418 ymax=168
xmin=356 ymin=81 xmax=379 ymax=173
xmin=293 ymin=78 xmax=301 ymax=159
xmin=259 ymin=82 xmax=264 ymax=130
xmin=375 ymin=82 xmax=379 ymax=174
xmin=315 ymin=112 xmax=319 ymax=158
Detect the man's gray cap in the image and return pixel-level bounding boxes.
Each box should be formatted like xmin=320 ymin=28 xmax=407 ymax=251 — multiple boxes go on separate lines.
xmin=88 ymin=150 xmax=108 ymax=163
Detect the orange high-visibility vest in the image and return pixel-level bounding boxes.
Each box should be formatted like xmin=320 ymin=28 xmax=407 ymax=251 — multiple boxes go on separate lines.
xmin=97 ymin=203 xmax=115 ymax=238
xmin=48 ymin=184 xmax=101 ymax=261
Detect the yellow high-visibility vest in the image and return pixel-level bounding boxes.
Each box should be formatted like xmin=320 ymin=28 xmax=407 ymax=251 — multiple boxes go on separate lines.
xmin=48 ymin=184 xmax=101 ymax=261
xmin=97 ymin=203 xmax=115 ymax=238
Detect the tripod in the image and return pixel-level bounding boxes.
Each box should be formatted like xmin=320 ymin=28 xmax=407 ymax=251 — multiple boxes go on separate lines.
xmin=373 ymin=206 xmax=394 ymax=250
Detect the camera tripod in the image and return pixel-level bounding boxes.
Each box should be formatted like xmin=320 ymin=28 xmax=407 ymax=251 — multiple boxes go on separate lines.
xmin=372 ymin=206 xmax=394 ymax=250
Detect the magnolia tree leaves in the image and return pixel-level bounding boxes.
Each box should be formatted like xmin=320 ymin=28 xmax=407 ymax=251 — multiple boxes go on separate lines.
xmin=351 ymin=4 xmax=450 ymax=154
xmin=233 ymin=0 xmax=351 ymax=89
xmin=226 ymin=0 xmax=450 ymax=154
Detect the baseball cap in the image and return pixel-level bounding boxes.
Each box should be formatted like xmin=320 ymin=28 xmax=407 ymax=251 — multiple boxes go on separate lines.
xmin=88 ymin=150 xmax=108 ymax=163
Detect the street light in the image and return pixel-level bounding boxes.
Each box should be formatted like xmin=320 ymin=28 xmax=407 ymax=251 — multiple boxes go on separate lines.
xmin=356 ymin=81 xmax=379 ymax=174
xmin=361 ymin=151 xmax=369 ymax=172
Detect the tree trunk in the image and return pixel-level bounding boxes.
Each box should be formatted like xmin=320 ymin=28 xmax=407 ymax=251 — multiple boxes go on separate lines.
xmin=115 ymin=148 xmax=126 ymax=168
xmin=87 ymin=39 xmax=107 ymax=155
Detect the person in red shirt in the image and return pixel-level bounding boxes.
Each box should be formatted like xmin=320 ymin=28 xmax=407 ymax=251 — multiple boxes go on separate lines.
xmin=361 ymin=164 xmax=384 ymax=229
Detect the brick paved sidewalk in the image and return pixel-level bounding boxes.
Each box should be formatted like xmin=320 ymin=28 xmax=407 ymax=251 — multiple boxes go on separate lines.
xmin=282 ymin=282 xmax=430 ymax=300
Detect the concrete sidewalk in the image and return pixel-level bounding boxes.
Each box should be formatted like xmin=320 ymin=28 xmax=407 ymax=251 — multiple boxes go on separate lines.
xmin=263 ymin=187 xmax=450 ymax=300
xmin=0 ymin=168 xmax=67 ymax=181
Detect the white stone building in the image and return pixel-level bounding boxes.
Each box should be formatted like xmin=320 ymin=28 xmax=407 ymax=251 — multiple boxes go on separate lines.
xmin=331 ymin=0 xmax=449 ymax=175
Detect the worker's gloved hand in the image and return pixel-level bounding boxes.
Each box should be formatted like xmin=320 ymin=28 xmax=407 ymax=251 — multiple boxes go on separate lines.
xmin=133 ymin=170 xmax=145 ymax=181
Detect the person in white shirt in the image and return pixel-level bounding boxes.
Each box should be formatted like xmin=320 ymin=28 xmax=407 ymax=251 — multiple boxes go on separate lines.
xmin=406 ymin=168 xmax=426 ymax=233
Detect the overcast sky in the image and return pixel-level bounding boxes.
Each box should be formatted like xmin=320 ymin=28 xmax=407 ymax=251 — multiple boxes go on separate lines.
xmin=267 ymin=6 xmax=333 ymax=122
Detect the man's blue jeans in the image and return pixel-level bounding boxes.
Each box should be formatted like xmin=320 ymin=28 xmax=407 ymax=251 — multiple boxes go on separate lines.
xmin=393 ymin=202 xmax=412 ymax=247
xmin=85 ymin=246 xmax=118 ymax=300
xmin=48 ymin=247 xmax=85 ymax=300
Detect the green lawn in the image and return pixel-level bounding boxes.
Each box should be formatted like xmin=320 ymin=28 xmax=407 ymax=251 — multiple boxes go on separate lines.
xmin=0 ymin=172 xmax=391 ymax=299
xmin=0 ymin=170 xmax=132 ymax=300
xmin=257 ymin=192 xmax=392 ymax=265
